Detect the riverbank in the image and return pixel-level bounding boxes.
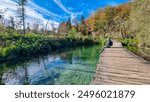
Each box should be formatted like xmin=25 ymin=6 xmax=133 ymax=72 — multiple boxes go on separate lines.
xmin=121 ymin=38 xmax=150 ymax=61
xmin=0 ymin=33 xmax=105 ymax=61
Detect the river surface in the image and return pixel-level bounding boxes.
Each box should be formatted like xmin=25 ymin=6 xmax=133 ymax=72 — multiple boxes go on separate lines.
xmin=0 ymin=45 xmax=102 ymax=85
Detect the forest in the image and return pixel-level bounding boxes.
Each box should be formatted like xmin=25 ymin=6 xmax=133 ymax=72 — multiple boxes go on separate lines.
xmin=86 ymin=0 xmax=150 ymax=60
xmin=0 ymin=0 xmax=150 ymax=61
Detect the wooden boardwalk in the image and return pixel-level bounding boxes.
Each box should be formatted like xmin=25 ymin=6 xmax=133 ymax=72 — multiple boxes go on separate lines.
xmin=92 ymin=40 xmax=150 ymax=85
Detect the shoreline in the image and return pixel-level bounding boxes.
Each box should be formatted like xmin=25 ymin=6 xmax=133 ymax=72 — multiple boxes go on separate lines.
xmin=0 ymin=34 xmax=105 ymax=62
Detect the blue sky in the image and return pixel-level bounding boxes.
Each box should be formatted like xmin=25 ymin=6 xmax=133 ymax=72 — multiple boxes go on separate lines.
xmin=0 ymin=0 xmax=128 ymax=29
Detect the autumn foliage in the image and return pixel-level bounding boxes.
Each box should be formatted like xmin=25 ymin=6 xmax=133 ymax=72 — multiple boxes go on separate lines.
xmin=86 ymin=3 xmax=130 ymax=37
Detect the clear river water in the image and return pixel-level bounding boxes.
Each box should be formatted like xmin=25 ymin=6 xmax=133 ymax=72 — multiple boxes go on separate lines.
xmin=0 ymin=45 xmax=102 ymax=85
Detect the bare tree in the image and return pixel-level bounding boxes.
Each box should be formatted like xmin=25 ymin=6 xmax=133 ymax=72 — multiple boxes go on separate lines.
xmin=31 ymin=18 xmax=43 ymax=33
xmin=0 ymin=8 xmax=8 ymax=26
xmin=9 ymin=16 xmax=15 ymax=29
xmin=26 ymin=23 xmax=30 ymax=32
xmin=17 ymin=0 xmax=27 ymax=34
xmin=45 ymin=20 xmax=49 ymax=34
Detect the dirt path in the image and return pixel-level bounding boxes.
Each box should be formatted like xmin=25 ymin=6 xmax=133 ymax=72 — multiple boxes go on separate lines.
xmin=92 ymin=40 xmax=150 ymax=85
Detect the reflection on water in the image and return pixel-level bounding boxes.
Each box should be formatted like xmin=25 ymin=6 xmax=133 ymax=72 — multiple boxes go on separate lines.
xmin=0 ymin=45 xmax=102 ymax=85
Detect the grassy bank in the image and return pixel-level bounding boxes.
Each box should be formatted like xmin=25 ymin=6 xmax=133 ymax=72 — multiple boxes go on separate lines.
xmin=121 ymin=38 xmax=150 ymax=61
xmin=0 ymin=33 xmax=105 ymax=61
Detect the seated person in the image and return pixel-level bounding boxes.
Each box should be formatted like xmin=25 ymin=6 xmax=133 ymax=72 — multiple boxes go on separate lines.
xmin=106 ymin=37 xmax=113 ymax=48
xmin=100 ymin=37 xmax=113 ymax=53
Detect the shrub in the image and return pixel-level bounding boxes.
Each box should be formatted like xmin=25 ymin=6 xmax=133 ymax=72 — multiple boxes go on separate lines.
xmin=0 ymin=33 xmax=102 ymax=61
xmin=121 ymin=38 xmax=138 ymax=46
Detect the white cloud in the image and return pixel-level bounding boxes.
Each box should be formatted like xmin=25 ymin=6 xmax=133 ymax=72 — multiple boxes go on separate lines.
xmin=28 ymin=1 xmax=61 ymax=19
xmin=67 ymin=7 xmax=74 ymax=11
xmin=0 ymin=0 xmax=17 ymax=19
xmin=107 ymin=1 xmax=118 ymax=6
xmin=53 ymin=0 xmax=82 ymax=21
xmin=0 ymin=0 xmax=59 ymax=30
xmin=53 ymin=0 xmax=71 ymax=14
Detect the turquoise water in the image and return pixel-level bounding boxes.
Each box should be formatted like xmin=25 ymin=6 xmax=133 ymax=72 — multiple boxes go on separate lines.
xmin=0 ymin=45 xmax=102 ymax=85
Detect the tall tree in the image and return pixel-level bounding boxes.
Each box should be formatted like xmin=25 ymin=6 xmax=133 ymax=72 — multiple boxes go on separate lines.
xmin=66 ymin=17 xmax=72 ymax=31
xmin=17 ymin=0 xmax=27 ymax=34
xmin=58 ymin=22 xmax=67 ymax=34
xmin=81 ymin=15 xmax=86 ymax=25
xmin=26 ymin=23 xmax=30 ymax=32
xmin=129 ymin=0 xmax=150 ymax=47
xmin=0 ymin=11 xmax=3 ymax=25
xmin=9 ymin=16 xmax=15 ymax=29
xmin=80 ymin=15 xmax=87 ymax=35
xmin=0 ymin=9 xmax=7 ymax=25
xmin=72 ymin=18 xmax=79 ymax=32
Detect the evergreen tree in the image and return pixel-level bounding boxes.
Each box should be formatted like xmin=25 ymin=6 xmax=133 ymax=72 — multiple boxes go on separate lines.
xmin=80 ymin=15 xmax=87 ymax=35
xmin=66 ymin=17 xmax=72 ymax=31
xmin=81 ymin=15 xmax=86 ymax=25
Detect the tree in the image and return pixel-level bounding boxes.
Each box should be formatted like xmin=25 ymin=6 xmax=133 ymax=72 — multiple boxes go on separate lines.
xmin=93 ymin=9 xmax=106 ymax=35
xmin=26 ymin=23 xmax=30 ymax=32
xmin=9 ymin=16 xmax=15 ymax=29
xmin=32 ymin=18 xmax=42 ymax=33
xmin=72 ymin=18 xmax=79 ymax=32
xmin=129 ymin=0 xmax=150 ymax=47
xmin=17 ymin=0 xmax=27 ymax=34
xmin=0 ymin=11 xmax=3 ymax=25
xmin=80 ymin=15 xmax=87 ymax=35
xmin=58 ymin=22 xmax=67 ymax=34
xmin=66 ymin=17 xmax=72 ymax=31
xmin=81 ymin=15 xmax=86 ymax=25
xmin=0 ymin=8 xmax=8 ymax=26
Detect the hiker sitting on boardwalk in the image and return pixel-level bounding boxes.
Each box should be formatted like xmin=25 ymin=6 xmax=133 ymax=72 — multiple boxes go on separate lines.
xmin=106 ymin=37 xmax=113 ymax=48
xmin=100 ymin=37 xmax=113 ymax=53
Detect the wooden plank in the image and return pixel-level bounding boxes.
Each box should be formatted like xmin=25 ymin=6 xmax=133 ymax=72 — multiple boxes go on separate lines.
xmin=92 ymin=40 xmax=150 ymax=85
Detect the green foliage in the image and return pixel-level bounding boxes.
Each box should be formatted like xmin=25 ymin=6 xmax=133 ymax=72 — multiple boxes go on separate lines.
xmin=121 ymin=38 xmax=138 ymax=46
xmin=66 ymin=18 xmax=72 ymax=31
xmin=0 ymin=47 xmax=3 ymax=58
xmin=129 ymin=0 xmax=150 ymax=48
xmin=79 ymin=15 xmax=87 ymax=35
xmin=0 ymin=33 xmax=102 ymax=61
xmin=94 ymin=20 xmax=106 ymax=32
xmin=68 ymin=28 xmax=77 ymax=36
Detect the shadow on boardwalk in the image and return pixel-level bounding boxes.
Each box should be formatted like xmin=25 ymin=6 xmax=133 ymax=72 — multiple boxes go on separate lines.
xmin=92 ymin=40 xmax=150 ymax=85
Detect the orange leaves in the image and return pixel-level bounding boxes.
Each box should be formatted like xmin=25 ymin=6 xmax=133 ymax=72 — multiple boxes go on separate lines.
xmin=86 ymin=3 xmax=130 ymax=33
xmin=58 ymin=22 xmax=67 ymax=33
xmin=86 ymin=15 xmax=95 ymax=31
xmin=115 ymin=3 xmax=130 ymax=19
xmin=100 ymin=12 xmax=105 ymax=19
